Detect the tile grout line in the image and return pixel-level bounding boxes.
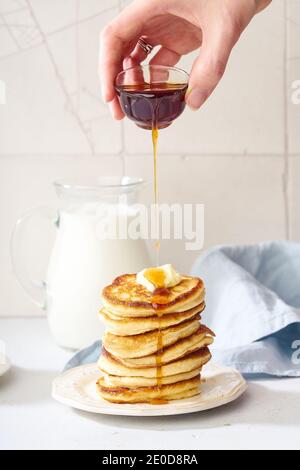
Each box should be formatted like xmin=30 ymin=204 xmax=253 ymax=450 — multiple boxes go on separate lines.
xmin=283 ymin=0 xmax=291 ymax=240
xmin=46 ymin=6 xmax=119 ymax=37
xmin=0 ymin=315 xmax=46 ymax=319
xmin=0 ymin=153 xmax=290 ymax=158
xmin=25 ymin=0 xmax=96 ymax=155
xmin=0 ymin=7 xmax=119 ymax=63
xmin=0 ymin=7 xmax=28 ymax=16
xmin=0 ymin=12 xmax=22 ymax=51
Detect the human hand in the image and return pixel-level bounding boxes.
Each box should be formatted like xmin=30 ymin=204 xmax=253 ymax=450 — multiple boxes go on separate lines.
xmin=99 ymin=0 xmax=272 ymax=119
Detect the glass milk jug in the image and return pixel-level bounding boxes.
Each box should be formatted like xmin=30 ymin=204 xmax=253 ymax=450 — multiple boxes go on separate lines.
xmin=11 ymin=177 xmax=150 ymax=349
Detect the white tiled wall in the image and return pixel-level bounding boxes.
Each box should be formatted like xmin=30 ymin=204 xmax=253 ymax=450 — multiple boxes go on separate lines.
xmin=0 ymin=0 xmax=299 ymax=316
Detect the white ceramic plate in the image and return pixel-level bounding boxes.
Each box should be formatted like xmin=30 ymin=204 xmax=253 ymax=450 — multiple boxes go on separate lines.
xmin=0 ymin=355 xmax=11 ymax=377
xmin=52 ymin=363 xmax=247 ymax=417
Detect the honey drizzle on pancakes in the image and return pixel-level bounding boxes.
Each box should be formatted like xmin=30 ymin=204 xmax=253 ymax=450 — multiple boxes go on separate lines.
xmin=151 ymin=287 xmax=170 ymax=404
xmin=152 ymin=125 xmax=159 ymax=266
xmin=151 ymin=111 xmax=165 ymax=403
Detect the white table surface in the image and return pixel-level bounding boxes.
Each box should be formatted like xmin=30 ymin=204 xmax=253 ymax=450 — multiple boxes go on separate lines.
xmin=0 ymin=318 xmax=299 ymax=450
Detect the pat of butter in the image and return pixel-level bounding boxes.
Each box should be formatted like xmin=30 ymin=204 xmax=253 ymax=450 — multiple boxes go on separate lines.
xmin=136 ymin=264 xmax=182 ymax=292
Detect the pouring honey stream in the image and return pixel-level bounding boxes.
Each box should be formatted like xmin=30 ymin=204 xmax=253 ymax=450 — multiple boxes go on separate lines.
xmin=115 ymin=65 xmax=189 ymax=404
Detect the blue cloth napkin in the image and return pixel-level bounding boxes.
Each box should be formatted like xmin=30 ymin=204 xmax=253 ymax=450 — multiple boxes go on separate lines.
xmin=64 ymin=341 xmax=101 ymax=372
xmin=64 ymin=241 xmax=300 ymax=377
xmin=191 ymin=241 xmax=300 ymax=376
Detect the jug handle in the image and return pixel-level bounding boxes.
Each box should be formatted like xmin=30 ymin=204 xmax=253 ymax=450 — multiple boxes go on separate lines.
xmin=10 ymin=206 xmax=59 ymax=310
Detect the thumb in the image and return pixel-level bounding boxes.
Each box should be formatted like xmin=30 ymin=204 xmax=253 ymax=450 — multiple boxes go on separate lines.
xmin=186 ymin=28 xmax=236 ymax=110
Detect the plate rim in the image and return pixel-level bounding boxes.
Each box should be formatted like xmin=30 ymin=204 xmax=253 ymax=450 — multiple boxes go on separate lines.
xmin=52 ymin=362 xmax=247 ymax=417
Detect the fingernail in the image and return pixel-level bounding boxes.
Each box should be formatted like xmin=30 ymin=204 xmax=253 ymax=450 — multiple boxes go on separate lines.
xmin=186 ymin=88 xmax=207 ymax=110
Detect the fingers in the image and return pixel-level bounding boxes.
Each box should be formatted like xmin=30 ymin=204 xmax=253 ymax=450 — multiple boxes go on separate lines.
xmin=99 ymin=0 xmax=164 ymax=106
xmin=130 ymin=40 xmax=152 ymax=64
xmin=99 ymin=32 xmax=125 ymax=104
xmin=110 ymin=44 xmax=182 ymax=120
xmin=123 ymin=40 xmax=155 ymax=85
xmin=108 ymin=97 xmax=125 ymax=120
xmin=149 ymin=46 xmax=181 ymax=67
xmin=186 ymin=27 xmax=237 ymax=110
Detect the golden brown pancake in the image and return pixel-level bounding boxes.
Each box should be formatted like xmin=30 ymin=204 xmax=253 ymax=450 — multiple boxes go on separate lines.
xmin=99 ymin=302 xmax=205 ymax=336
xmin=114 ymin=326 xmax=215 ymax=368
xmin=97 ymin=271 xmax=214 ymax=404
xmin=101 ymin=274 xmax=205 ymax=317
xmin=96 ymin=375 xmax=201 ymax=403
xmin=101 ymin=368 xmax=201 ymax=388
xmin=102 ymin=316 xmax=201 ymax=359
xmin=98 ymin=347 xmax=212 ymax=378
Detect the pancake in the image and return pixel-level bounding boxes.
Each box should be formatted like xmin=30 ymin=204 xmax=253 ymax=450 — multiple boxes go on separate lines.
xmin=101 ymin=274 xmax=205 ymax=317
xmin=98 ymin=347 xmax=212 ymax=378
xmin=99 ymin=302 xmax=205 ymax=336
xmin=102 ymin=316 xmax=201 ymax=359
xmin=101 ymin=367 xmax=201 ymax=388
xmin=115 ymin=326 xmax=214 ymax=368
xmin=96 ymin=375 xmax=201 ymax=403
xmin=96 ymin=271 xmax=214 ymax=405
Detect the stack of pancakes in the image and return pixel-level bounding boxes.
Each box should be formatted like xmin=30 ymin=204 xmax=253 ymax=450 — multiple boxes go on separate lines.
xmin=96 ymin=273 xmax=215 ymax=404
